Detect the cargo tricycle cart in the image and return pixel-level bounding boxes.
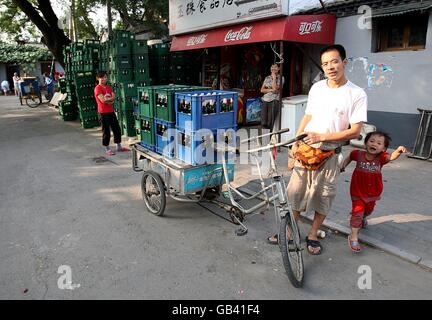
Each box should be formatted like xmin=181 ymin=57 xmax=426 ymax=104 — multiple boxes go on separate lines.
xmin=131 ymin=129 xmax=306 ymax=288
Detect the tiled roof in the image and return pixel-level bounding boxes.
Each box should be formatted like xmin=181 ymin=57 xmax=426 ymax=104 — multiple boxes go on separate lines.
xmin=297 ymin=0 xmax=432 ymax=18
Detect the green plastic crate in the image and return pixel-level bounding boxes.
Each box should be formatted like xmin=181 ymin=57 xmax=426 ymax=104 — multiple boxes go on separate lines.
xmin=136 ymin=116 xmax=155 ymax=145
xmin=60 ymin=112 xmax=78 ymax=121
xmin=110 ymin=30 xmax=132 ymax=40
xmin=109 ymin=55 xmax=132 ymax=69
xmin=154 ymin=86 xmax=193 ymax=122
xmin=79 ymin=109 xmax=99 ymax=119
xmin=120 ymin=82 xmax=137 ymax=100
xmin=109 ymin=69 xmax=133 ymax=82
xmin=121 ymin=112 xmax=136 ymax=137
xmin=132 ymin=40 xmax=148 ymax=54
xmin=132 ymin=54 xmax=149 ymax=68
xmin=110 ymin=41 xmax=131 ymax=56
xmin=80 ymin=116 xmax=100 ymax=129
xmin=133 ymin=68 xmax=150 ymax=82
xmin=137 ymin=86 xmax=157 ymax=118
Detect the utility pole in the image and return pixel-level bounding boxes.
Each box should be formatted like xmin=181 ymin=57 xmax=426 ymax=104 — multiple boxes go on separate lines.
xmin=71 ymin=0 xmax=78 ymax=42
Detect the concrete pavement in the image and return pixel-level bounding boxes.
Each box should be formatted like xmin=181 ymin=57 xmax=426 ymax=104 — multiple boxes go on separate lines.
xmin=0 ymin=96 xmax=431 ymax=299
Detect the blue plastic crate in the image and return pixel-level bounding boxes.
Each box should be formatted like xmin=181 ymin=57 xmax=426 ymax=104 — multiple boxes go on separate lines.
xmin=175 ymin=128 xmax=236 ymax=165
xmin=175 ymin=90 xmax=238 ymax=131
xmin=154 ymin=119 xmax=176 ymax=158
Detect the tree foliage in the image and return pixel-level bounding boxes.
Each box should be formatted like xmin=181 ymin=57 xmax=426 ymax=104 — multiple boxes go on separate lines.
xmin=0 ymin=41 xmax=53 ymax=74
xmin=110 ymin=0 xmax=169 ymax=37
xmin=0 ymin=0 xmax=170 ymax=66
xmin=0 ymin=0 xmax=40 ymax=41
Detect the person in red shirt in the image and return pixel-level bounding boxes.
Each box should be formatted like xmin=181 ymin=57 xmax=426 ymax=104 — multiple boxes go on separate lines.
xmin=94 ymin=71 xmax=129 ymax=155
xmin=341 ymin=131 xmax=406 ymax=252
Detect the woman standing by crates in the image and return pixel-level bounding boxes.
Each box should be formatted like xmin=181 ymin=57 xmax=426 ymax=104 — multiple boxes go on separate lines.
xmin=260 ymin=64 xmax=284 ymax=131
xmin=94 ymin=71 xmax=129 ymax=155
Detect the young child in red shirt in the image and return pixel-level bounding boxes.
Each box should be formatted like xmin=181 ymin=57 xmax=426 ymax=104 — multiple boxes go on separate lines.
xmin=341 ymin=131 xmax=406 ymax=252
xmin=94 ymin=71 xmax=129 ymax=155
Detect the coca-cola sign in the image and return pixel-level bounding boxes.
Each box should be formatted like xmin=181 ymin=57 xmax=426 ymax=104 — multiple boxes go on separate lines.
xmin=299 ymin=21 xmax=323 ymax=35
xmin=224 ymin=26 xmax=253 ymax=42
xmin=186 ymin=34 xmax=208 ymax=46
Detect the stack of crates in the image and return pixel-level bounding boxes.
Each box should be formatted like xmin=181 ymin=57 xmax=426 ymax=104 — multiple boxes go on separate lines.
xmin=149 ymin=43 xmax=170 ymax=85
xmin=108 ymin=30 xmax=133 ymax=84
xmin=63 ymin=45 xmax=72 ymax=78
xmin=135 ymin=85 xmax=210 ymax=157
xmin=83 ymin=39 xmax=100 ymax=72
xmin=58 ymin=46 xmax=80 ymax=122
xmin=58 ymin=99 xmax=78 ymax=121
xmin=175 ymin=90 xmax=238 ymax=165
xmin=135 ymin=85 xmax=170 ymax=150
xmin=153 ymin=85 xmax=210 ymax=158
xmin=98 ymin=42 xmax=109 ymax=72
xmin=105 ymin=31 xmax=152 ymax=137
xmin=59 ymin=78 xmax=67 ymax=94
xmin=132 ymin=39 xmax=151 ymax=87
xmin=117 ymin=82 xmax=137 ymax=137
xmin=169 ymin=51 xmax=199 ymax=85
xmin=75 ymin=72 xmax=99 ymax=128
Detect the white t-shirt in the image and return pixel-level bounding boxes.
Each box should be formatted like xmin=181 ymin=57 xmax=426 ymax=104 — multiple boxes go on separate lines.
xmin=304 ymin=79 xmax=367 ymax=136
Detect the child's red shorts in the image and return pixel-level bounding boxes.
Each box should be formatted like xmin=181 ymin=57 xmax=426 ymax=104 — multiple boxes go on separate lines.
xmin=350 ymin=199 xmax=376 ymax=228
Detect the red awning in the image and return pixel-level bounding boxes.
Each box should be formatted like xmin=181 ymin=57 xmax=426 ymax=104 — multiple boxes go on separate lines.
xmin=170 ymin=14 xmax=336 ymax=51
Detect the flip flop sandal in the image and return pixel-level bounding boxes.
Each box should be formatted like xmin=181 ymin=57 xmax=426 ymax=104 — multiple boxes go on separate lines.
xmin=305 ymin=236 xmax=322 ymax=255
xmin=267 ymin=234 xmax=278 ymax=245
xmin=348 ymin=235 xmax=362 ymax=252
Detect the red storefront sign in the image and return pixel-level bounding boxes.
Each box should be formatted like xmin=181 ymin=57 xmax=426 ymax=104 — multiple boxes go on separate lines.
xmin=171 ymin=14 xmax=336 ymax=51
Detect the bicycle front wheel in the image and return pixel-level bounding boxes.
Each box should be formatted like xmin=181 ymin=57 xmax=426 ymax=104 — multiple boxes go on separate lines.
xmin=279 ymin=212 xmax=304 ymax=287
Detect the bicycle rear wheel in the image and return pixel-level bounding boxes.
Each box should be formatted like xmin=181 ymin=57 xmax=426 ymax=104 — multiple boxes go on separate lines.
xmin=279 ymin=211 xmax=304 ymax=287
xmin=26 ymin=94 xmax=41 ymax=108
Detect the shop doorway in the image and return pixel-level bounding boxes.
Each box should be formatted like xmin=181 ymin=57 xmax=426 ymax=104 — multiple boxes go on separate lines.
xmin=6 ymin=64 xmax=19 ymax=90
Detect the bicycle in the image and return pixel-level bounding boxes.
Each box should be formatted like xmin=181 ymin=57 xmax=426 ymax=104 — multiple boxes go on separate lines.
xmin=18 ymin=78 xmax=42 ymax=108
xmin=214 ymin=128 xmax=307 ymax=287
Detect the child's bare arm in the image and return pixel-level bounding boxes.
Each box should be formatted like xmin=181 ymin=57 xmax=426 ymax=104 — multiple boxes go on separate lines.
xmin=340 ymin=156 xmax=352 ymax=172
xmin=389 ymin=146 xmax=407 ymax=161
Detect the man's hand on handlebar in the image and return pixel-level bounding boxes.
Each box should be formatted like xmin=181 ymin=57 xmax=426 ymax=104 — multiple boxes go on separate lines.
xmin=303 ymin=132 xmax=324 ymax=145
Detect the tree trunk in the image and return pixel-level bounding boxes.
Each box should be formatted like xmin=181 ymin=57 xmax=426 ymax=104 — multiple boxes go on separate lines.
xmin=12 ymin=0 xmax=71 ymax=67
xmin=107 ymin=0 xmax=112 ymax=36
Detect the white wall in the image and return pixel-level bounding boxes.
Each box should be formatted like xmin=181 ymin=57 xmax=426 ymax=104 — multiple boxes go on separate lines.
xmin=55 ymin=62 xmax=64 ymax=75
xmin=334 ymin=12 xmax=432 ymax=115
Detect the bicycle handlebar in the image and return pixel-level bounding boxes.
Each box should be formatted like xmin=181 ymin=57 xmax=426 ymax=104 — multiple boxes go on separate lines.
xmin=245 ymin=134 xmax=308 ymax=154
xmin=240 ymin=128 xmax=290 ymax=144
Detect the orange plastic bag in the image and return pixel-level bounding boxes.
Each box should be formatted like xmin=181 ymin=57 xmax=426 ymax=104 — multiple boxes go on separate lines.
xmin=295 ymin=142 xmax=334 ymax=170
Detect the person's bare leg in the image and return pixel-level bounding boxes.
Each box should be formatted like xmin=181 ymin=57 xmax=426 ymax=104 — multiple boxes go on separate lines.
xmin=307 ymin=212 xmax=326 ymax=254
xmin=268 ymin=210 xmax=301 ymax=244
xmin=351 ymin=227 xmax=360 ymax=241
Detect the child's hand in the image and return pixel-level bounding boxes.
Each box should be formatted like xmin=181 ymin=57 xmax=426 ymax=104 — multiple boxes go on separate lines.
xmin=396 ymin=146 xmax=407 ymax=154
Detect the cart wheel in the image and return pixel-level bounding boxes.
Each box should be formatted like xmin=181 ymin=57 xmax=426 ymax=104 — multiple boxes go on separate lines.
xmin=141 ymin=171 xmax=166 ymax=216
xmin=203 ymin=186 xmax=221 ymax=200
xmin=26 ymin=95 xmax=41 ymax=108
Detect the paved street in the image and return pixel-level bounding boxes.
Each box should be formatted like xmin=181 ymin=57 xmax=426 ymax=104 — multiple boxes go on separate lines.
xmin=1 ymin=96 xmax=431 ymax=299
